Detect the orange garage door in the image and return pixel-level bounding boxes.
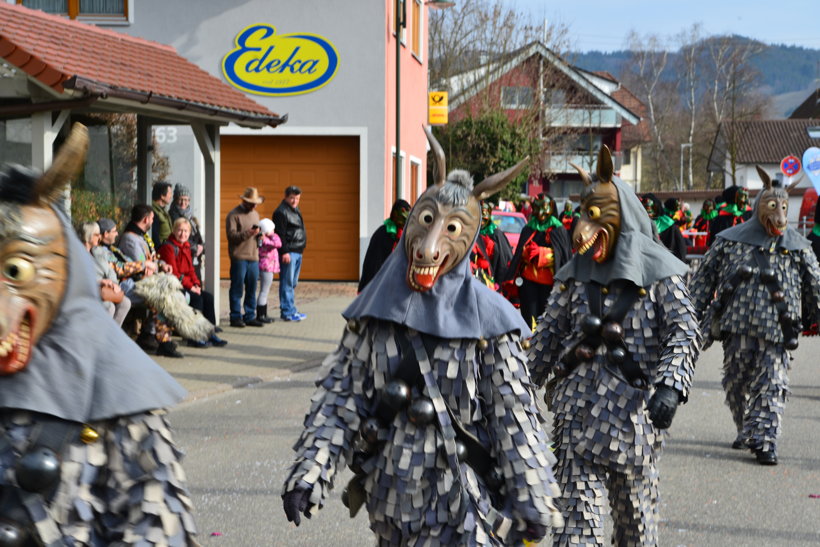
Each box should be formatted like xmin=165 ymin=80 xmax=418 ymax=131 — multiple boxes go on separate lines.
xmin=220 ymin=135 xmax=360 ymax=280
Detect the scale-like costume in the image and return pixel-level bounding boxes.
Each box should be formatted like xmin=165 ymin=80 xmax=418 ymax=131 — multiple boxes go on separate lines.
xmin=283 ymin=128 xmax=562 ymax=545
xmin=528 ymin=148 xmax=700 ymax=545
xmin=689 ymin=167 xmax=820 ymax=465
xmin=0 ymin=125 xmax=197 ymax=544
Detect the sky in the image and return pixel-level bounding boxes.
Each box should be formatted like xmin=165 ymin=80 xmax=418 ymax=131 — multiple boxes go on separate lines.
xmin=502 ymin=0 xmax=820 ymax=52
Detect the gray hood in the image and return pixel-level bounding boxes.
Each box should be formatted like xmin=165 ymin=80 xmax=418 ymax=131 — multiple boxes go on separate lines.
xmin=717 ymin=192 xmax=809 ymax=251
xmin=0 ymin=207 xmax=186 ymax=422
xmin=555 ymin=178 xmax=689 ymax=286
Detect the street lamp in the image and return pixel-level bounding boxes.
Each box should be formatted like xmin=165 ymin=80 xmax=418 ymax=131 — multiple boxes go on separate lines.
xmin=394 ymin=0 xmax=454 ymax=200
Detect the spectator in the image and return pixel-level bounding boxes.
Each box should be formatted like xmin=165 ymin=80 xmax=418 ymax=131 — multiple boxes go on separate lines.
xmin=81 ymin=221 xmax=131 ymax=326
xmin=709 ymin=185 xmax=752 ymax=245
xmin=256 ymin=218 xmax=282 ymax=323
xmin=151 ymin=181 xmax=174 ymax=246
xmin=226 ymin=187 xmax=265 ymax=327
xmin=158 ymin=217 xmax=227 ymax=347
xmin=357 ymin=199 xmax=410 ymax=292
xmin=641 ymin=193 xmax=687 ymax=261
xmin=274 ymin=185 xmax=307 ymax=322
xmin=169 ymin=183 xmax=205 ymax=282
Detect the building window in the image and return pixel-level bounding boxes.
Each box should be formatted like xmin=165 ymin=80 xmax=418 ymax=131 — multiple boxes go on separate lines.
xmin=392 ymin=0 xmax=406 ymax=43
xmin=17 ymin=0 xmax=127 ymax=20
xmin=409 ymin=157 xmax=421 ymax=203
xmin=411 ymin=0 xmax=422 ymax=58
xmin=501 ymin=86 xmax=533 ymax=109
xmin=623 ymin=149 xmax=631 ymax=165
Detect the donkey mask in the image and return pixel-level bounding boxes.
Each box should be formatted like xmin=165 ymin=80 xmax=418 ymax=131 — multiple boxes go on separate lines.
xmin=570 ymin=146 xmax=622 ymax=263
xmin=0 ymin=124 xmax=87 ymax=374
xmin=404 ymin=127 xmax=528 ymax=292
xmin=754 ymin=165 xmax=800 ymax=238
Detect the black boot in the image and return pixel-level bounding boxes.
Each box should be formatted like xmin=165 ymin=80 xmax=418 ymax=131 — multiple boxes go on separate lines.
xmin=156 ymin=341 xmax=183 ymax=358
xmin=754 ymin=448 xmax=778 ymax=465
xmin=257 ymin=304 xmax=274 ymax=323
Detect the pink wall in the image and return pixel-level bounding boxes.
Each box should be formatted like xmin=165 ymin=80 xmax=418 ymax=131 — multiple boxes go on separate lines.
xmin=385 ymin=0 xmax=430 ymax=215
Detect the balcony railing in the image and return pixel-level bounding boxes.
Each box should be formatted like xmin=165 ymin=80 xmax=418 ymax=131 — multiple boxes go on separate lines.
xmin=544 ymin=150 xmax=623 ymax=174
xmin=543 ymin=106 xmax=621 ymax=128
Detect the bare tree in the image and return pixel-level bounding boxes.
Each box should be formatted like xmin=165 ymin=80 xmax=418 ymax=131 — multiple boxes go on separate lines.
xmin=674 ymin=24 xmax=704 ymax=190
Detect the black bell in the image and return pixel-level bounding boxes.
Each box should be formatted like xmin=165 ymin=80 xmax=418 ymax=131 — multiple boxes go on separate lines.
xmin=771 ymin=290 xmax=785 ymax=303
xmin=574 ymin=344 xmax=595 ymax=361
xmin=738 ymin=265 xmax=754 ymax=279
xmin=601 ymin=322 xmax=624 ymax=343
xmin=455 ymin=441 xmax=468 ymax=462
xmin=760 ymin=268 xmax=776 ymax=283
xmin=15 ymin=447 xmax=60 ymax=494
xmin=785 ymin=338 xmax=799 ymax=351
xmin=360 ymin=417 xmax=381 ymax=445
xmin=0 ymin=520 xmax=26 ymax=547
xmin=580 ymin=315 xmax=602 ymax=336
xmin=381 ymin=380 xmax=410 ymax=412
xmin=407 ymin=397 xmax=435 ymax=426
xmin=607 ymin=346 xmax=626 ymax=365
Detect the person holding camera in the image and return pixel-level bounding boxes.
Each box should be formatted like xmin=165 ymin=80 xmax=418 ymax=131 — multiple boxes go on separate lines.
xmin=226 ymin=187 xmax=265 ymax=327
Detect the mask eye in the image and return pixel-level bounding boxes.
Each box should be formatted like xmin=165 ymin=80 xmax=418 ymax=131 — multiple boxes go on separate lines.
xmin=766 ymin=200 xmax=777 ymax=210
xmin=587 ymin=206 xmax=601 ymax=219
xmin=419 ymin=210 xmax=435 ymax=226
xmin=2 ymin=256 xmax=35 ymax=284
xmin=446 ymin=220 xmax=463 ymax=236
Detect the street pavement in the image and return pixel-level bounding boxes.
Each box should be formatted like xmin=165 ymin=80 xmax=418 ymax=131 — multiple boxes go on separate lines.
xmin=155 ymin=282 xmax=820 ymax=546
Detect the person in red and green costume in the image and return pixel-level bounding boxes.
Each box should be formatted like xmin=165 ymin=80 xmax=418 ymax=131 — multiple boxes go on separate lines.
xmin=641 ymin=193 xmax=687 ymax=261
xmin=559 ymin=200 xmax=578 ymax=232
xmin=470 ymin=201 xmax=513 ymax=291
xmin=709 ymin=185 xmax=752 ymax=245
xmin=508 ymin=193 xmax=571 ymax=328
xmin=692 ymin=199 xmax=717 ymax=249
xmin=358 ymin=199 xmax=411 ymax=292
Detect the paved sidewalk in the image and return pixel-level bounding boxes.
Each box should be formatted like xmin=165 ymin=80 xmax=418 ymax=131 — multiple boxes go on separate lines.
xmin=153 ymin=281 xmax=358 ymax=400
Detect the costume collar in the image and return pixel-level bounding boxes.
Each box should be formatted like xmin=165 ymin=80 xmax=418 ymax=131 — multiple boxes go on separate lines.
xmin=527 ymin=215 xmax=563 ymax=231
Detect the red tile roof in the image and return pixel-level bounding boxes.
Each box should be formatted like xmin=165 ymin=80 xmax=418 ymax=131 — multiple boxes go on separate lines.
xmin=0 ymin=3 xmax=284 ymax=126
xmin=720 ymin=119 xmax=819 ymax=163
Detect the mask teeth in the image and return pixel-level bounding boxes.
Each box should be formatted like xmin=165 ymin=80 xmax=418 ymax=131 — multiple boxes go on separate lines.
xmin=577 ymin=231 xmax=599 ymax=254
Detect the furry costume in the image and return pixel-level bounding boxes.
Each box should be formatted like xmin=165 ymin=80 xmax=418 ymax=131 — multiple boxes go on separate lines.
xmin=135 ymin=272 xmax=214 ymax=342
xmin=689 ymin=167 xmax=820 ymax=464
xmin=282 ymin=128 xmax=562 ymax=545
xmin=0 ymin=125 xmax=197 ymax=544
xmin=528 ymin=148 xmax=700 ymax=545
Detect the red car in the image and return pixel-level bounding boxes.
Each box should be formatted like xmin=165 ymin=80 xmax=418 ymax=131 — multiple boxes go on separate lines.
xmin=492 ymin=210 xmax=527 ymax=249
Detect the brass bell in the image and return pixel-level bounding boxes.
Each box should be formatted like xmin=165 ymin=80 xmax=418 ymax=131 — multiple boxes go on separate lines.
xmin=638 ymin=288 xmax=647 ymax=297
xmin=559 ymin=284 xmax=567 ymax=292
xmin=521 ymin=339 xmax=531 ymax=350
xmin=80 ymin=425 xmax=99 ymax=444
xmin=347 ymin=318 xmax=359 ymax=333
xmin=601 ymin=287 xmax=609 ymax=295
xmin=781 ymin=249 xmax=789 ymax=255
xmin=574 ymin=344 xmax=595 ymax=361
xmin=477 ymin=338 xmax=489 ymax=351
xmin=407 ymin=397 xmax=436 ymax=426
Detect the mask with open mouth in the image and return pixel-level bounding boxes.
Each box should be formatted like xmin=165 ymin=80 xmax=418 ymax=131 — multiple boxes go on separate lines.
xmin=755 ymin=165 xmax=797 ymax=238
xmin=405 ymin=128 xmax=529 ymax=292
xmin=0 ymin=125 xmax=87 ymax=374
xmin=570 ymin=147 xmax=621 ymax=264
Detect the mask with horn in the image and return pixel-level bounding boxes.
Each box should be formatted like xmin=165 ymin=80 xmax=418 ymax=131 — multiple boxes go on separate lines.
xmin=755 ymin=165 xmax=800 ymax=237
xmin=0 ymin=123 xmax=87 ymax=374
xmin=570 ymin=146 xmax=622 ymax=263
xmin=405 ymin=127 xmax=528 ymax=292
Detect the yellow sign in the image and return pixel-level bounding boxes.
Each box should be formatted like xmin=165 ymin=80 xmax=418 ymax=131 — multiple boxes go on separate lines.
xmin=428 ymin=91 xmax=448 ymax=125
xmin=222 ymin=24 xmax=339 ymax=97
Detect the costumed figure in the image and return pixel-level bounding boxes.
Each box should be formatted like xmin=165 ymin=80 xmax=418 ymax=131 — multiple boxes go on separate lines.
xmin=0 ymin=124 xmax=197 ymax=544
xmin=641 ymin=193 xmax=687 ymax=261
xmin=708 ymin=185 xmax=752 ymax=245
xmin=507 ymin=193 xmax=571 ymax=329
xmin=559 ymin=201 xmax=576 ymax=232
xmin=282 ymin=127 xmax=562 ymax=545
xmin=689 ymin=166 xmax=820 ymax=465
xmin=527 ymin=146 xmax=700 ymax=546
xmin=358 ymin=199 xmax=411 ymax=293
xmin=469 ymin=201 xmax=513 ymax=292
xmin=691 ymin=199 xmax=717 ymax=252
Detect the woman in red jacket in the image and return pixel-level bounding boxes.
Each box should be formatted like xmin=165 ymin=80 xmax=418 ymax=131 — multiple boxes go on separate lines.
xmin=159 ymin=217 xmax=227 ymax=347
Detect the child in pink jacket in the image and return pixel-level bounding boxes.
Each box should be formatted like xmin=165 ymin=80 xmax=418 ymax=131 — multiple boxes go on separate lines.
xmin=257 ymin=218 xmax=282 ymax=323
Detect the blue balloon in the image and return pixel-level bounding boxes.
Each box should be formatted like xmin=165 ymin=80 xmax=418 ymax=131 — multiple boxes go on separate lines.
xmin=803 ymin=147 xmax=820 ymax=193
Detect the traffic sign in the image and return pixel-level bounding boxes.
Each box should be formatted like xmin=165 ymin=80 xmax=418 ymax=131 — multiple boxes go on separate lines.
xmin=780 ymin=155 xmax=801 ymax=177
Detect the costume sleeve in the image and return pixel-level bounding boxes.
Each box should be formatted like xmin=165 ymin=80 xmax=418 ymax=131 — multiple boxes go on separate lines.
xmin=688 ymin=238 xmax=725 ymax=318
xmin=478 ymin=334 xmax=562 ymax=528
xmin=282 ymin=325 xmax=371 ymax=511
xmin=799 ymin=248 xmax=820 ymax=327
xmin=527 ymin=283 xmax=574 ymax=387
xmin=654 ymin=275 xmax=701 ymax=401
xmin=100 ymin=411 xmax=197 ymax=544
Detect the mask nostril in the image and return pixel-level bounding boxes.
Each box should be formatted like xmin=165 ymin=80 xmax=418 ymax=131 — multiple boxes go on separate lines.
xmin=433 ymin=251 xmax=440 ymax=261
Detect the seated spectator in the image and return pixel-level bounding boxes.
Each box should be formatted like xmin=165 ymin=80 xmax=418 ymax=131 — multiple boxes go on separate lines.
xmin=159 ymin=217 xmax=227 ymax=347
xmin=169 ymin=183 xmax=205 ymax=281
xmin=81 ymin=221 xmax=131 ymax=326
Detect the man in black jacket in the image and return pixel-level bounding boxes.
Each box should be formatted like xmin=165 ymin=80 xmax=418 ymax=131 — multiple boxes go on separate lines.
xmin=273 ymin=186 xmax=307 ymax=321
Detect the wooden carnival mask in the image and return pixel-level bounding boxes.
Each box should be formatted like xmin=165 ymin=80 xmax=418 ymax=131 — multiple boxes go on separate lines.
xmin=0 ymin=124 xmax=87 ymax=374
xmin=754 ymin=165 xmax=800 ymax=238
xmin=570 ymin=146 xmax=621 ymax=263
xmin=403 ymin=127 xmax=527 ymax=292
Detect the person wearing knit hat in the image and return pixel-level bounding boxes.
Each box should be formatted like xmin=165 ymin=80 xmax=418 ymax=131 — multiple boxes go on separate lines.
xmin=169 ymin=183 xmax=206 ymax=283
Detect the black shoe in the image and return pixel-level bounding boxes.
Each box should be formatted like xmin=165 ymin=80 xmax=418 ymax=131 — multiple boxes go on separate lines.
xmin=186 ymin=339 xmax=209 ymax=348
xmin=245 ymin=318 xmax=264 ymax=327
xmin=257 ymin=305 xmax=275 ymax=324
xmin=209 ymin=334 xmax=228 ymax=347
xmin=157 ymin=341 xmax=183 ymax=358
xmin=230 ymin=318 xmax=246 ymax=328
xmin=731 ymin=437 xmax=744 ymax=450
xmin=136 ymin=332 xmax=159 ymax=351
xmin=755 ymin=449 xmax=778 ymax=465
xmin=214 ymin=326 xmax=224 ymax=333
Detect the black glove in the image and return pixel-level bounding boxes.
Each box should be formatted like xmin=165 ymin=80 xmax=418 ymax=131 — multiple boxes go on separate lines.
xmin=283 ymin=487 xmax=313 ymax=526
xmin=647 ymin=385 xmax=681 ymax=429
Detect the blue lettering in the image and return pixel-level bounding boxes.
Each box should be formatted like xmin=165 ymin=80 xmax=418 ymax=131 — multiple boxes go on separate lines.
xmin=246 ymin=46 xmax=272 ymax=73
xmin=277 ymin=47 xmax=301 ymax=74
xmin=300 ymin=60 xmax=318 ymax=74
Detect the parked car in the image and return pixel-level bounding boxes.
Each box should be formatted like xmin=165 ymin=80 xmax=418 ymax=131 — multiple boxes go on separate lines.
xmin=492 ymin=210 xmax=527 ymax=249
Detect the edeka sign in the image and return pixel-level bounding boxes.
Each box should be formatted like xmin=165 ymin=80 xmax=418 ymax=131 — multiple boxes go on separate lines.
xmin=222 ymin=24 xmax=339 ymax=97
